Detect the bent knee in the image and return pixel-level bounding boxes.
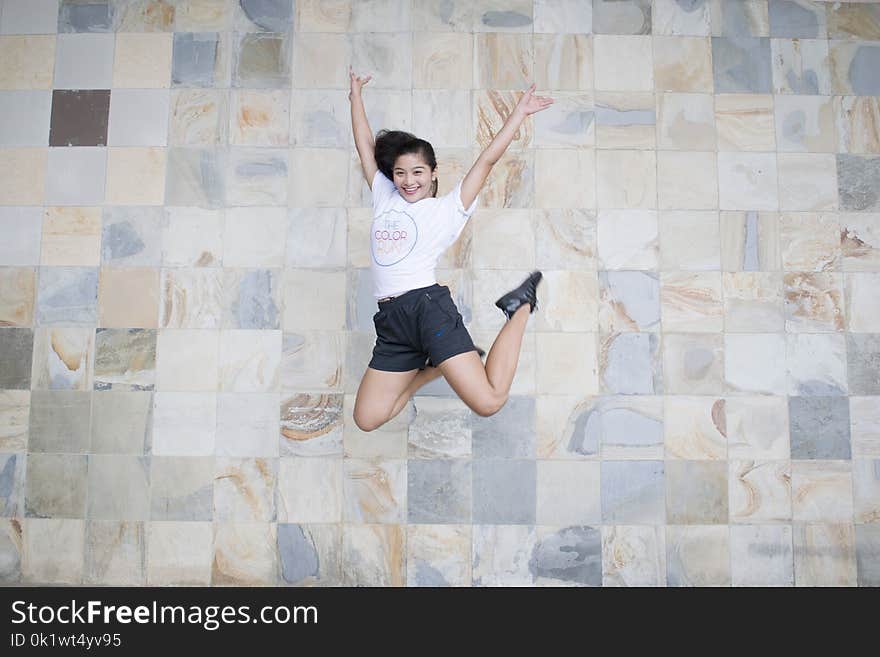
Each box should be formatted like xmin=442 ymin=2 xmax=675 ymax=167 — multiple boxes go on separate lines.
xmin=472 ymin=393 xmax=508 ymax=418
xmin=353 ymin=409 xmax=386 ymax=433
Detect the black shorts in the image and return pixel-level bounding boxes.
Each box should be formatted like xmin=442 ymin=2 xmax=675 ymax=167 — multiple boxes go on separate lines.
xmin=368 ymin=284 xmax=477 ymax=372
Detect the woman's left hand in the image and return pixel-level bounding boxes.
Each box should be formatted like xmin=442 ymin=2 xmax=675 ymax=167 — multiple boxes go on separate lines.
xmin=514 ymin=83 xmax=554 ymax=116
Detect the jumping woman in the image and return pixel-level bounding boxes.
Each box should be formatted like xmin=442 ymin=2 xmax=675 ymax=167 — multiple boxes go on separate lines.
xmin=350 ymin=67 xmax=553 ymax=431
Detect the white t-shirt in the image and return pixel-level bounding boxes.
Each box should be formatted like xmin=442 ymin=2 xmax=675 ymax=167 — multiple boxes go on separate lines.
xmin=370 ymin=169 xmax=478 ymax=299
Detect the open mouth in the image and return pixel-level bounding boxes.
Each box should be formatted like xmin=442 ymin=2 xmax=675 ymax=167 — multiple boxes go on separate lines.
xmin=402 ymin=186 xmax=420 ymax=196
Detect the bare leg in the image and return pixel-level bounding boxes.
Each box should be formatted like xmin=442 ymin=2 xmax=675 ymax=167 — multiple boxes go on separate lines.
xmin=483 ymin=303 xmax=530 ymax=392
xmin=353 ymin=367 xmax=421 ymax=432
xmin=386 ymin=365 xmax=445 ymax=421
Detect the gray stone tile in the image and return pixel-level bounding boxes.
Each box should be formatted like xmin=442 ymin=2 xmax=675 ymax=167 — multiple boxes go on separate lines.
xmin=601 ymin=332 xmax=662 ymax=394
xmin=789 ymin=396 xmax=851 ymax=460
xmin=730 ymin=524 xmax=794 ymax=586
xmin=847 ymin=333 xmax=880 ymax=395
xmin=408 ymin=398 xmax=471 ymax=459
xmin=856 ymin=523 xmax=880 ymax=586
xmin=84 ymin=520 xmax=145 ymax=585
xmin=278 ymin=523 xmax=341 ymax=586
xmin=853 ymin=459 xmax=880 ymax=524
xmin=472 ymin=396 xmax=535 ymax=458
xmin=768 ymin=0 xmax=825 ymax=38
xmin=530 ymin=525 xmax=602 ymax=586
xmin=36 ymin=267 xmax=99 ymax=326
xmin=601 ymin=460 xmax=665 ymax=523
xmin=845 ymin=45 xmax=880 ymax=95
xmin=90 ymin=391 xmax=152 ymax=454
xmin=584 ymin=397 xmax=663 ymax=457
xmin=711 ymin=0 xmax=768 ymax=37
xmin=0 ymin=90 xmax=51 ymax=146
xmin=87 ymin=455 xmax=150 ymax=520
xmin=59 ymin=0 xmax=113 ymax=33
xmin=101 ymin=207 xmax=164 ymax=267
xmin=150 ymin=456 xmax=214 ymax=521
xmin=165 ymin=148 xmax=226 ymax=209
xmin=239 ymin=0 xmax=294 ymax=32
xmin=172 ymin=33 xmax=220 ymax=87
xmin=712 ymin=36 xmax=773 ymax=93
xmin=94 ymin=328 xmax=157 ymax=391
xmin=593 ymin=0 xmax=651 ymax=35
xmin=223 ymin=269 xmax=281 ymax=329
xmin=838 ymin=155 xmax=880 ymax=212
xmin=0 ymin=454 xmax=24 ymax=517
xmin=346 ymin=267 xmax=374 ymax=333
xmin=233 ymin=32 xmax=290 ymax=88
xmin=53 ymin=33 xmax=115 ymax=89
xmin=46 ymin=148 xmax=107 ymax=205
xmin=666 ymin=460 xmax=729 ymax=524
xmin=1 ymin=0 xmax=60 ymax=35
xmin=599 ymin=271 xmax=660 ymax=332
xmin=0 ymin=328 xmax=34 ymax=390
xmin=0 ymin=519 xmax=22 ymax=583
xmin=28 ymin=390 xmax=91 ymax=453
xmin=408 ymin=459 xmax=471 ymax=524
xmin=472 ymin=459 xmax=535 ymax=524
xmin=24 ymin=453 xmax=88 ymax=518
xmin=225 ymin=147 xmax=288 ymax=205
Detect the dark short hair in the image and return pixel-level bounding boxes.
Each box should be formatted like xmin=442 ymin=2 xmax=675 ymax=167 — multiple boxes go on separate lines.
xmin=374 ymin=130 xmax=438 ymax=197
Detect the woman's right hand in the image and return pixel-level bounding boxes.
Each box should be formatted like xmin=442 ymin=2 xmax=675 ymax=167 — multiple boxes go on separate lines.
xmin=349 ymin=66 xmax=372 ymax=100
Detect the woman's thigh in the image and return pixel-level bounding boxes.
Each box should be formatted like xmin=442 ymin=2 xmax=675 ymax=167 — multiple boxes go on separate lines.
xmin=353 ymin=366 xmax=421 ymax=430
xmin=437 ymin=351 xmax=505 ymax=417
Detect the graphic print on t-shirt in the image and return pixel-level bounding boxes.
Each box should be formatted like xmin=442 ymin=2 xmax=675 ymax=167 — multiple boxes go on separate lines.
xmin=371 ymin=208 xmax=418 ymax=267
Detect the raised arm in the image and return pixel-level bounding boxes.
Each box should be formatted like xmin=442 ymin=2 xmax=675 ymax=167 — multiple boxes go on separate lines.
xmin=459 ymin=83 xmax=554 ymax=209
xmin=349 ymin=67 xmax=378 ymax=188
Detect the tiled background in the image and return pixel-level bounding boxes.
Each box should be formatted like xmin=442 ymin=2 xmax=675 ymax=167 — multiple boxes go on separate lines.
xmin=0 ymin=0 xmax=879 ymax=587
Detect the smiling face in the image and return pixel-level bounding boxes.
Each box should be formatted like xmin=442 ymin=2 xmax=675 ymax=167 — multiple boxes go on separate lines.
xmin=393 ymin=152 xmax=437 ymax=203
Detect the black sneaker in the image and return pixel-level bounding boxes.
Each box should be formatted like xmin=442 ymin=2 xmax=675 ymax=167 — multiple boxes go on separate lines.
xmin=425 ymin=346 xmax=485 ymax=369
xmin=495 ymin=271 xmax=542 ymax=320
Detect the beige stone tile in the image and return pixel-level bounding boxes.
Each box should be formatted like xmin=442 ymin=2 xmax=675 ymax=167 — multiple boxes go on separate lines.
xmin=413 ymin=89 xmax=472 ymax=148
xmin=533 ymin=91 xmax=594 ymax=148
xmin=793 ymin=523 xmax=857 ymax=587
xmin=536 ymin=394 xmax=599 ymax=460
xmin=40 ymin=207 xmax=101 ymax=266
xmin=792 ymin=461 xmax=853 ymax=523
xmin=775 ymin=95 xmax=836 ymax=152
xmin=783 ymin=271 xmax=845 ymax=332
xmin=155 ymin=329 xmax=219 ymax=391
xmin=0 ymin=268 xmax=35 ymax=327
xmin=0 ymin=148 xmax=46 ymax=205
xmin=714 ymin=94 xmax=776 ymax=151
xmin=829 ymin=41 xmax=874 ymax=95
xmin=351 ymin=32 xmax=411 ymax=89
xmin=0 ymin=390 xmax=29 ymax=452
xmin=296 ymin=0 xmax=351 ymax=31
xmin=105 ymin=148 xmax=167 ymax=205
xmin=534 ymin=34 xmax=592 ymax=91
xmin=662 ymin=333 xmax=724 ymax=395
xmin=602 ymin=525 xmax=666 ymax=587
xmin=0 ymin=36 xmax=55 ymax=89
xmin=780 ymin=212 xmax=840 ymax=271
xmin=845 ymin=272 xmax=880 ymax=331
xmin=283 ymin=269 xmax=346 ymax=331
xmin=162 ymin=208 xmax=223 ymax=267
xmin=474 ymin=33 xmax=532 ymax=89
xmin=412 ymin=0 xmax=472 ymax=31
xmin=721 ymin=210 xmax=781 ymax=271
xmin=289 ymin=148 xmax=349 ymax=207
xmin=293 ymin=33 xmax=350 ymax=89
xmin=726 ymin=396 xmax=790 ymax=459
xmin=31 ymin=328 xmax=94 ymax=391
xmin=478 ymin=151 xmax=533 ymax=209
xmin=229 ymin=90 xmax=289 ymax=147
xmin=777 ymin=153 xmax=838 ymax=212
xmin=657 ymin=93 xmax=716 ymax=150
xmin=654 ymin=0 xmax=711 ymax=36
xmin=169 ymin=89 xmax=227 ymax=146
xmin=98 ymin=268 xmax=160 ymax=328
xmin=173 ymin=0 xmax=232 ymax=30
xmin=147 ymin=521 xmax=212 ymax=586
xmin=535 ymin=270 xmax=598 ymax=332
xmin=654 ymin=35 xmax=713 ymax=92
xmin=718 ymin=152 xmax=778 ymax=210
xmin=113 ymin=33 xmax=172 ymax=88
xmin=277 ymin=457 xmax=342 ymax=523
xmin=729 ymin=460 xmax=792 ymax=523
xmin=22 ymin=519 xmax=84 ymax=585
xmin=412 ymin=32 xmax=473 ymax=89
xmin=666 ymin=525 xmax=730 ymax=587
xmin=659 ymin=211 xmax=720 ymax=270
xmin=660 ymin=271 xmax=723 ymax=332
xmin=470 ymin=268 xmax=536 ymax=333
xmin=664 ymin=396 xmax=727 ymax=460
xmin=597 ymin=209 xmax=658 ymax=270
xmin=471 ymin=209 xmax=533 ymax=269
xmin=342 ymin=524 xmax=405 ymax=587
xmin=657 ymin=151 xmax=718 ymax=210
xmin=722 ymin=271 xmax=784 ymax=332
xmin=406 ymin=524 xmax=471 ymax=587
xmin=835 ymin=96 xmax=880 ymax=154
xmin=593 ymin=35 xmax=653 ymax=91
xmin=218 ymin=330 xmax=281 ymax=393
xmin=160 ymin=268 xmax=223 ymax=329
xmin=724 ymin=333 xmax=787 ymax=394
xmin=536 ymin=461 xmax=601 ymax=526
xmin=594 ymin=92 xmax=656 ymax=149
xmin=211 ymin=523 xmax=278 ymax=585
xmin=597 ymin=150 xmax=656 ymax=209
xmin=536 ymin=332 xmax=598 ymax=395
xmin=534 ymin=149 xmax=595 ymax=209
xmin=851 ymin=396 xmax=880 ymax=458
xmin=475 ymin=89 xmax=532 ymax=150
xmin=534 ymin=208 xmax=597 ymax=271
xmin=772 ymin=37 xmax=831 ymax=95
xmin=343 ymin=459 xmax=406 ymax=524
xmin=223 ymin=207 xmax=286 ymax=268
xmin=841 ymin=213 xmax=880 ymax=271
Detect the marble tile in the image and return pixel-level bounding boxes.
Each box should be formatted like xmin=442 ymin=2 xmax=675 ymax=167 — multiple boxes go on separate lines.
xmin=0 ymin=518 xmax=22 ymax=582
xmin=155 ymin=329 xmax=219 ymax=391
xmin=217 ymin=330 xmax=280 ymax=392
xmin=280 ymin=393 xmax=343 ymax=457
xmin=150 ymin=392 xmax=216 ymax=456
xmin=31 ymin=327 xmax=94 ymax=391
xmin=665 ymin=525 xmax=730 ymax=586
xmin=728 ymin=458 xmax=792 ymax=523
xmin=598 ymin=271 xmax=659 ymax=334
xmin=223 ymin=207 xmax=286 ymax=268
xmin=721 ymin=211 xmax=780 ymax=272
xmin=21 ymin=518 xmax=84 ymax=584
xmin=601 ymin=524 xmax=666 ymax=586
xmin=593 ymin=0 xmax=651 ymax=35
xmin=24 ymin=453 xmax=88 ymax=518
xmin=826 ymin=2 xmax=880 ymax=39
xmin=278 ymin=523 xmax=342 ymax=586
xmin=407 ymin=397 xmax=469 ymax=458
xmin=532 ymin=525 xmax=603 ymax=587
xmin=0 ymin=390 xmax=29 ymax=452
xmin=411 ymin=0 xmax=470 ymax=31
xmin=536 ymin=461 xmax=601 ymax=525
xmin=594 ymin=92 xmax=656 ymax=149
xmin=212 ymin=522 xmax=279 ymax=585
xmin=236 ymin=0 xmax=294 ymax=32
xmin=666 ymin=460 xmax=729 ymax=524
xmin=712 ymin=35 xmax=772 ymax=93
xmin=780 ymin=211 xmax=841 ymax=272
xmin=471 ymin=396 xmax=533 ymax=458
xmin=471 ymin=210 xmax=532 ymax=270
xmin=661 ymin=272 xmax=723 ymax=332
xmin=658 ymin=151 xmax=719 ymax=210
xmin=534 ymin=149 xmax=595 ymax=210
xmin=714 ymin=93 xmax=776 ymax=151
xmin=173 ymin=0 xmax=232 ymax=31
xmin=159 ymin=268 xmax=222 ymax=329
xmin=0 ymin=35 xmax=56 ymax=88
xmin=654 ymin=35 xmax=713 ymax=93
xmin=600 ymin=332 xmax=662 ymax=395
xmin=0 ymin=328 xmax=34 ymax=390
xmin=718 ymin=151 xmax=778 ymax=210
xmin=593 ymin=397 xmax=665 ymax=459
xmin=0 ymin=0 xmax=60 ymax=35
xmin=350 ymin=32 xmax=410 ymax=89
xmin=601 ymin=460 xmax=665 ymax=523
xmin=87 ymin=455 xmax=150 ymax=521
xmin=793 ymin=523 xmax=857 ymax=586
xmin=45 ymin=148 xmax=106 ymax=206
xmin=416 ymin=88 xmax=475 ymax=149
xmin=343 ymin=458 xmax=406 ymax=524
xmin=112 ymin=0 xmax=176 ymax=32
xmin=472 ymin=0 xmax=532 ymax=32
xmin=532 ymin=270 xmax=597 ymax=333
xmin=149 ymin=456 xmax=213 ymax=520
xmin=286 ymin=208 xmax=347 ymax=270
xmin=226 ymin=148 xmax=288 ymax=206
xmin=659 ymin=211 xmax=720 ymax=271
xmin=406 ymin=524 xmax=470 ymax=587
xmin=28 ymin=390 xmax=90 ymax=453
xmin=289 ymin=148 xmax=349 ymax=207
xmin=0 ymin=453 xmax=23 ymax=517
xmin=662 ymin=333 xmax=724 ymax=395
xmin=837 ymin=154 xmax=880 ymax=212
xmin=474 ymin=33 xmax=531 ymax=89
xmin=664 ymin=397 xmax=727 ymax=460
xmin=406 ymin=458 xmax=470 ymax=524
xmin=281 ymin=331 xmax=343 ymax=391
xmin=101 ymin=207 xmax=163 ymax=267
xmin=283 ymin=269 xmax=345 ymax=331
xmin=169 ymin=89 xmax=228 ymax=146
xmin=97 ymin=268 xmax=160 ymax=329
xmin=535 ymin=396 xmax=600 ymax=460
xmin=471 ymin=524 xmax=537 ymax=586
xmin=536 ymin=332 xmax=599 ymax=395
xmin=835 ymin=97 xmax=880 ymax=155
xmin=90 ymin=391 xmax=152 ymax=454
xmin=778 ymin=153 xmax=838 ymax=212
xmin=856 ymin=523 xmax=880 ymax=587
xmin=113 ymin=32 xmax=172 ymax=87
xmin=775 ymin=95 xmax=835 ymax=153
xmin=851 ymin=396 xmax=880 ymax=459
xmin=771 ymin=37 xmax=831 ymax=95
xmin=847 ymin=273 xmax=880 ymax=332
xmin=847 ymin=333 xmax=880 ymax=395
xmin=233 ymin=32 xmax=289 ymax=88
xmin=786 ymin=335 xmax=847 ymax=397
xmin=829 ymin=41 xmax=880 ymax=96
xmin=593 ymin=35 xmax=653 ymax=91
xmin=657 ymin=93 xmax=715 ymax=151
xmin=533 ymin=93 xmax=594 ymax=149
xmin=0 ymin=90 xmax=51 ymax=146
xmin=597 ymin=210 xmax=658 ymax=269
xmin=162 ymin=207 xmax=223 ymax=266
xmin=215 ymin=392 xmax=279 ymax=457
xmin=165 ymin=148 xmax=226 ymax=209
xmin=292 ymin=33 xmax=350 ymax=89
xmin=341 ymin=524 xmax=405 ymax=586
xmin=727 ymin=397 xmax=790 ymax=459
xmin=533 ymin=34 xmax=592 ymax=91
xmin=724 ymin=334 xmax=787 ymax=394
xmin=853 ymin=459 xmax=880 ymax=524
xmin=792 ymin=460 xmax=853 ymax=522
xmin=783 ymin=272 xmax=845 ymax=332
xmin=213 ymin=457 xmax=277 ymax=522
xmin=147 ymin=521 xmax=213 ymax=585
xmin=106 ymin=148 xmax=168 ymax=205
xmin=0 ymin=268 xmax=35 ymax=327
xmin=472 ymin=459 xmax=535 ymax=524
xmin=277 ymin=457 xmax=341 ymax=523
xmin=730 ymin=524 xmax=794 ymax=586
xmin=229 ymin=89 xmax=289 ymax=146
xmin=0 ymin=208 xmax=42 ymax=266
xmin=534 ymin=209 xmax=597 ymax=271
xmin=722 ymin=272 xmax=782 ymax=333
xmin=289 ymin=89 xmax=350 ymax=148
xmin=654 ymin=0 xmax=711 ymax=36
